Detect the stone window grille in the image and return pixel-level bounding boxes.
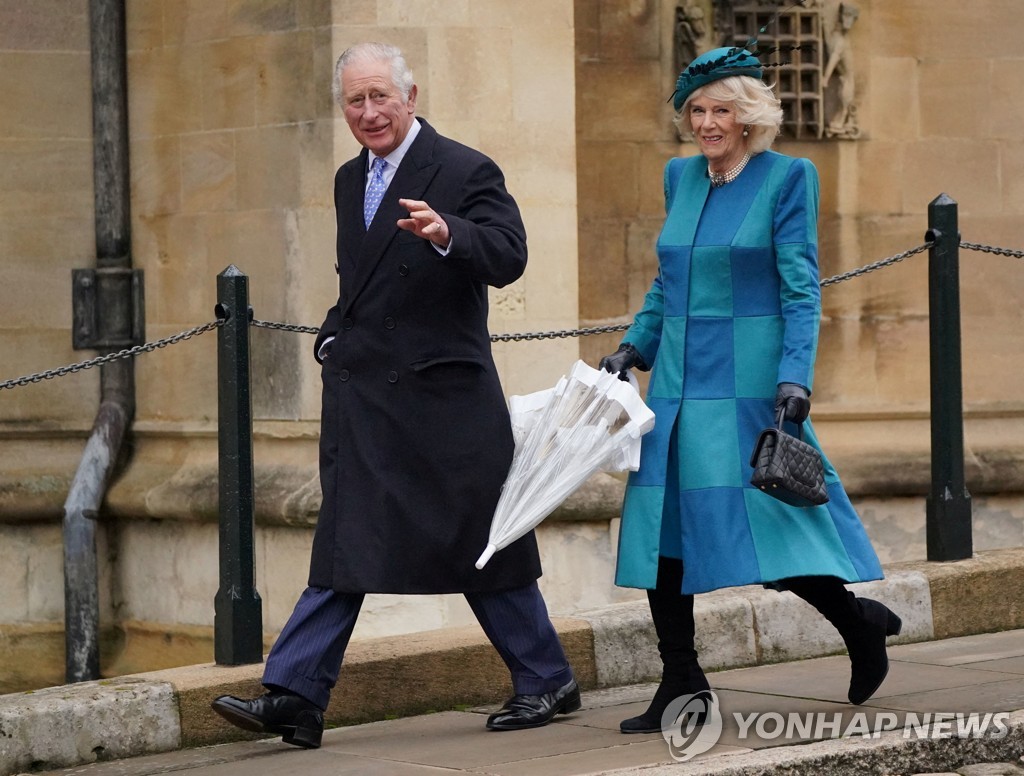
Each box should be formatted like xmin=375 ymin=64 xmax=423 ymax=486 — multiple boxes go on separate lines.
xmin=728 ymin=3 xmax=825 ymax=140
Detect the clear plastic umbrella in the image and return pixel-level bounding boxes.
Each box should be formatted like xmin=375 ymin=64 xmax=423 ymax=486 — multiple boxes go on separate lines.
xmin=476 ymin=360 xmax=655 ymax=569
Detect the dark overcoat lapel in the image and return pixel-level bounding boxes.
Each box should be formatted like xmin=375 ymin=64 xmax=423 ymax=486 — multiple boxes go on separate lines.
xmin=311 ymin=120 xmax=541 ymax=594
xmin=339 ymin=140 xmax=442 ymax=313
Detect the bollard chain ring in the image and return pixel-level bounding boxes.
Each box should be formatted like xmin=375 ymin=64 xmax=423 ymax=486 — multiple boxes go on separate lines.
xmin=0 ymin=320 xmax=223 ymax=391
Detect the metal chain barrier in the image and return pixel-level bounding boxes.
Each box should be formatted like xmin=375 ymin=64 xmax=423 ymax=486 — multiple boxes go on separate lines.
xmin=491 ymin=323 xmax=631 ymax=342
xmin=2 ymin=238 xmax=1020 ymax=390
xmin=0 ymin=320 xmax=222 ymax=391
xmin=251 ymin=319 xmax=320 ymax=335
xmin=263 ymin=243 xmax=935 ymax=342
xmin=819 ymin=242 xmax=931 ymax=287
xmin=960 ymin=241 xmax=1024 ymax=259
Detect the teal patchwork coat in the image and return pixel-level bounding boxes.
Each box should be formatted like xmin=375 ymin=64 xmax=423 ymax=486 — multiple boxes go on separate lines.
xmin=614 ymin=150 xmax=883 ymax=595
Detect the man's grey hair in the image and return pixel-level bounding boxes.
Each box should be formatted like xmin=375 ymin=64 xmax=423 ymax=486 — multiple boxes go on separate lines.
xmin=332 ymin=42 xmax=414 ymax=107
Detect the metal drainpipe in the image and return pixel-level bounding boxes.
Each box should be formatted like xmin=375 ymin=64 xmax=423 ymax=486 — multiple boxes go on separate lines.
xmin=64 ymin=0 xmax=135 ymax=683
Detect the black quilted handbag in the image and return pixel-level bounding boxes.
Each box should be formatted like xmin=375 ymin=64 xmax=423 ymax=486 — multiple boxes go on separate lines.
xmin=749 ymin=411 xmax=829 ymax=508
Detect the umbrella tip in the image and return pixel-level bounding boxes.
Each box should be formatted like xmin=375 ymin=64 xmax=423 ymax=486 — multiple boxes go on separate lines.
xmin=475 ymin=544 xmax=497 ymax=569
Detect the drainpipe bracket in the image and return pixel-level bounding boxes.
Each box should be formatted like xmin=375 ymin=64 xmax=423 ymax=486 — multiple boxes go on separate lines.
xmin=72 ymin=267 xmax=145 ymax=350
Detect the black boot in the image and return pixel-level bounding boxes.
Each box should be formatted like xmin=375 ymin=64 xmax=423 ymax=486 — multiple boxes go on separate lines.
xmin=621 ymin=557 xmax=710 ymax=734
xmin=784 ymin=576 xmax=903 ymax=705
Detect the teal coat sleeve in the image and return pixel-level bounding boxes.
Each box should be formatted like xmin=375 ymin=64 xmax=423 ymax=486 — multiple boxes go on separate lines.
xmin=773 ymin=157 xmax=821 ymax=391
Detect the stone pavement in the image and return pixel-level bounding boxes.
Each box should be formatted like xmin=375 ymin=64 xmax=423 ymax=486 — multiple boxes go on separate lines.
xmin=3 ymin=548 xmax=1024 ymax=775
xmin=17 ymin=629 xmax=1024 ymax=776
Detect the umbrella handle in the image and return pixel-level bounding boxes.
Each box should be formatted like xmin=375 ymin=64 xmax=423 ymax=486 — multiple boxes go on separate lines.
xmin=475 ymin=544 xmax=498 ymax=570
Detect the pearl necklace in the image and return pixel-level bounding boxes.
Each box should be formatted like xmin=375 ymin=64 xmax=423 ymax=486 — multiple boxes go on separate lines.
xmin=708 ymin=153 xmax=751 ymax=187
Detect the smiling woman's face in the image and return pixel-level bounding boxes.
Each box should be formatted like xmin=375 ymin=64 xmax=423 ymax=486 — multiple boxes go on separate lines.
xmin=688 ymin=94 xmax=747 ymax=172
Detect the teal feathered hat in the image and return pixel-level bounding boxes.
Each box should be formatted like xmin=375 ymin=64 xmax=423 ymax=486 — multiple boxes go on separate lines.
xmin=670 ymin=46 xmax=764 ymax=112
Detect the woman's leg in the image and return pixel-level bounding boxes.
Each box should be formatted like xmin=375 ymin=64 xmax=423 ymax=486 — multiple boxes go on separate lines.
xmin=620 ymin=556 xmax=710 ymax=733
xmin=783 ymin=576 xmax=902 ymax=704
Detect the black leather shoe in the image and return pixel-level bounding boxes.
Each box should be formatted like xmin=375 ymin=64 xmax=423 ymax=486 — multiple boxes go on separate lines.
xmin=486 ymin=679 xmax=581 ymax=730
xmin=211 ymin=691 xmax=324 ymax=749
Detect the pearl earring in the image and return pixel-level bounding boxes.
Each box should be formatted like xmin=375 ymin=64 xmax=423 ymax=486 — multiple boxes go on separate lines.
xmin=742 ymin=126 xmax=750 ymax=137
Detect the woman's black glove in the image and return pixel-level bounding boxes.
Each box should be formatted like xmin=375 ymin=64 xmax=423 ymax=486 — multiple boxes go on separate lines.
xmin=775 ymin=382 xmax=810 ymax=424
xmin=598 ymin=343 xmax=647 ymax=381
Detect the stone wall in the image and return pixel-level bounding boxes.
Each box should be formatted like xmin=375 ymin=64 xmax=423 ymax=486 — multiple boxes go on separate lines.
xmin=1 ymin=0 xmax=581 ymax=428
xmin=0 ymin=0 xmax=581 ymax=690
xmin=3 ymin=0 xmax=1024 ymax=692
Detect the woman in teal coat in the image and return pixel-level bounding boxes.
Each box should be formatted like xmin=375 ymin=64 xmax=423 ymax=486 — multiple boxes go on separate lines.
xmin=599 ymin=47 xmax=901 ymax=733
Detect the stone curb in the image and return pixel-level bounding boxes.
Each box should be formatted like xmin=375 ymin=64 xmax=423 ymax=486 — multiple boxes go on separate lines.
xmin=0 ymin=678 xmax=179 ymax=774
xmin=1 ymin=547 xmax=1022 ymax=775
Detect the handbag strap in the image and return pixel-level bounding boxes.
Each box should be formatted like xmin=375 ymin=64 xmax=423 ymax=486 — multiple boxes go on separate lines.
xmin=775 ymin=408 xmax=804 ymax=440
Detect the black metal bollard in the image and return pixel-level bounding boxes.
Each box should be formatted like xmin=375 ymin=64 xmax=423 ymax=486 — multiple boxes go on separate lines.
xmin=214 ymin=265 xmax=264 ymax=664
xmin=924 ymin=194 xmax=973 ymax=561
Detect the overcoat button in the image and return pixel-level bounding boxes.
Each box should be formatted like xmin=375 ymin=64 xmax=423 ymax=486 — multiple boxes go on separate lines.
xmin=342 ymin=318 xmax=353 ymax=330
xmin=339 ymin=369 xmax=350 ymax=381
xmin=383 ymin=316 xmax=396 ymax=329
xmin=387 ymin=371 xmax=399 ymax=383
xmin=398 ymin=264 xmax=410 ymax=276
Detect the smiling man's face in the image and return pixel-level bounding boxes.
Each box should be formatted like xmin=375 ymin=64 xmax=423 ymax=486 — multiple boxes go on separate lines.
xmin=341 ymin=57 xmax=417 ymax=157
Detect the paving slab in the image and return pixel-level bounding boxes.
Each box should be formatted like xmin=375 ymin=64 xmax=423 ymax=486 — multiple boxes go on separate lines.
xmin=318 ymin=710 xmax=613 ymax=770
xmin=970 ymin=658 xmax=1024 ymax=676
xmin=867 ymin=677 xmax=1024 ymax=715
xmin=712 ymin=654 xmax=1023 ymax=704
xmin=889 ymin=631 xmax=1024 ymax=666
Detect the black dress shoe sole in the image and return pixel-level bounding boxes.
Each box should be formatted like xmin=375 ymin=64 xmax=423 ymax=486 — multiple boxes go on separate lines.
xmin=211 ymin=698 xmax=323 ymax=749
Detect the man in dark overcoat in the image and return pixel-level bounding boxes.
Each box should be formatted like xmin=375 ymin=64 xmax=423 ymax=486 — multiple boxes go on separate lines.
xmin=211 ymin=42 xmax=579 ymax=749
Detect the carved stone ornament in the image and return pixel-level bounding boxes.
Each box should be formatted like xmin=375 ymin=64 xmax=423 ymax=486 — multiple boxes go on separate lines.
xmin=822 ymin=0 xmax=861 ymax=138
xmin=671 ymin=0 xmax=861 ymax=141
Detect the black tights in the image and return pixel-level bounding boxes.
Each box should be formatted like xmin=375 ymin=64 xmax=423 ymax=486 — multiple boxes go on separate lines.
xmin=779 ymin=575 xmax=860 ymax=631
xmin=653 ymin=558 xmax=858 ymax=637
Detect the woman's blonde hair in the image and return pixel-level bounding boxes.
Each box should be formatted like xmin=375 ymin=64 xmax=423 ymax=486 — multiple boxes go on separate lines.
xmin=675 ymin=75 xmax=783 ymax=155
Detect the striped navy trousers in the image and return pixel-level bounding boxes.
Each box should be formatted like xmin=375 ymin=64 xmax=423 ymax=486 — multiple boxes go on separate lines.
xmin=262 ymin=582 xmax=574 ymax=709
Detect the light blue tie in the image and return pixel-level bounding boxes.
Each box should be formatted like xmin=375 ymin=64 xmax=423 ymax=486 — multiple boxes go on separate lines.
xmin=363 ymin=157 xmax=388 ymax=228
